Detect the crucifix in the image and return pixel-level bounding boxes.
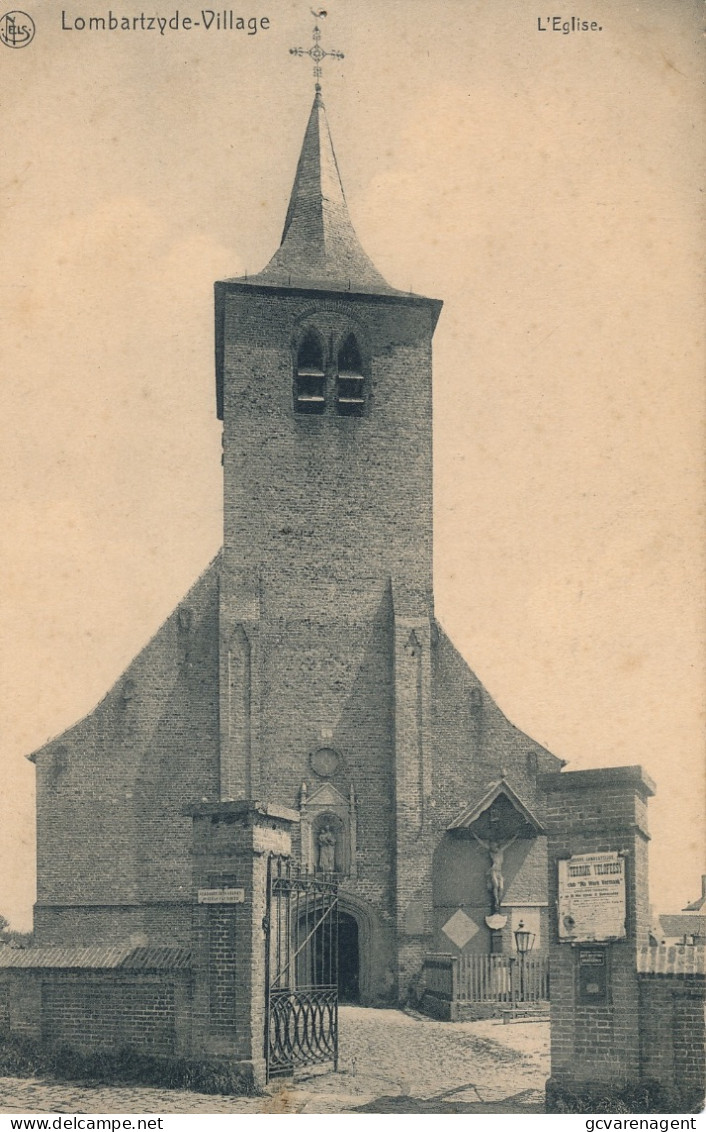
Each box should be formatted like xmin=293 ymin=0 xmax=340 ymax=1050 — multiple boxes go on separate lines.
xmin=290 ymin=12 xmax=344 ymax=91
xmin=472 ymin=829 xmax=519 ymax=914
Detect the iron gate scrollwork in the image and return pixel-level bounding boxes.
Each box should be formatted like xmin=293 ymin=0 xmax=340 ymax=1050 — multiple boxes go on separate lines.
xmin=264 ymin=855 xmax=339 ymax=1080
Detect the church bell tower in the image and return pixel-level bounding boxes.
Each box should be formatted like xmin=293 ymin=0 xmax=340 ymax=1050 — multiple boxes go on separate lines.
xmin=214 ymin=68 xmax=442 ymax=991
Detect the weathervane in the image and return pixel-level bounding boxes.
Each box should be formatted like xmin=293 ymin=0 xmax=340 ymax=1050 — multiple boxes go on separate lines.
xmin=290 ymin=9 xmax=344 ymax=90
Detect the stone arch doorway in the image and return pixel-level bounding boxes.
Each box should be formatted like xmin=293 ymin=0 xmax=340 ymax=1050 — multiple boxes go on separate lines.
xmin=296 ymin=908 xmax=361 ymax=1001
xmin=338 ymin=911 xmax=360 ymax=1002
xmin=336 ymin=895 xmax=376 ymax=1003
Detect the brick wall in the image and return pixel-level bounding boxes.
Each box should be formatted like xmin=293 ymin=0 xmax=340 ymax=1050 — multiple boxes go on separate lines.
xmin=2 ymin=806 xmax=292 ymax=1088
xmin=432 ymin=628 xmax=559 ymax=821
xmin=32 ymin=561 xmax=221 ymax=947
xmin=207 ymin=907 xmax=238 ymax=1037
xmin=538 ymin=766 xmax=704 ymax=1111
xmin=0 ymin=969 xmax=191 ymax=1059
xmin=218 ymin=287 xmax=435 ymax=620
xmin=41 ymin=975 xmax=182 ymax=1057
xmin=215 ymin=267 xmax=561 ymax=993
xmin=638 ymin=946 xmax=706 ymax=1099
xmin=639 ymin=975 xmax=705 ymax=1095
xmin=30 ymin=568 xmax=560 ymax=1000
xmin=34 ymin=904 xmax=194 ymax=948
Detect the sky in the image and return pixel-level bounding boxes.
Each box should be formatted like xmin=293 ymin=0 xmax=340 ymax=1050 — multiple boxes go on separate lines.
xmin=0 ymin=0 xmax=703 ymax=930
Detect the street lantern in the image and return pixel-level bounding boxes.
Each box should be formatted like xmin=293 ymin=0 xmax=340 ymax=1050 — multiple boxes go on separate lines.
xmin=514 ymin=919 xmax=535 ymax=955
xmin=513 ymin=919 xmax=536 ymax=1007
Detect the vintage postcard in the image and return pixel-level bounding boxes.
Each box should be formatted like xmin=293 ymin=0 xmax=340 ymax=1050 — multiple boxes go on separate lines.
xmin=0 ymin=0 xmax=703 ymax=1117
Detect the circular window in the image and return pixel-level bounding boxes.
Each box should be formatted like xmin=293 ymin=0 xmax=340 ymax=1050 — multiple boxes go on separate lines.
xmin=310 ymin=747 xmax=340 ymax=778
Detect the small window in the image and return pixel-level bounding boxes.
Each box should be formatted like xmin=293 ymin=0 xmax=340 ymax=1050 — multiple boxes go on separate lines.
xmin=295 ymin=330 xmax=325 ymax=414
xmin=336 ymin=333 xmax=365 ymax=415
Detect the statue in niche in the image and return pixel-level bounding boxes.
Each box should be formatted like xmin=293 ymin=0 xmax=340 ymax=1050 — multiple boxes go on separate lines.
xmin=471 ymin=831 xmax=520 ymax=913
xmin=317 ymin=824 xmax=337 ymax=872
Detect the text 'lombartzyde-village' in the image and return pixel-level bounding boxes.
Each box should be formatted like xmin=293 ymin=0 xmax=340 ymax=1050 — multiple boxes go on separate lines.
xmin=59 ymin=10 xmax=271 ymax=34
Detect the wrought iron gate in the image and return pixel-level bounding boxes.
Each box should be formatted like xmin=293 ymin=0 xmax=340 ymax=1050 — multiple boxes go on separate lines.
xmin=264 ymin=855 xmax=339 ymax=1080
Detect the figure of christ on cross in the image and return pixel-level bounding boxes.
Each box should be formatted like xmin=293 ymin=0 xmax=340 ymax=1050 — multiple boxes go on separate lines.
xmin=471 ymin=831 xmax=520 ymax=914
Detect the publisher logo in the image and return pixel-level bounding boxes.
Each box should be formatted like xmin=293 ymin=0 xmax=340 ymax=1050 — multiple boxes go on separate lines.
xmin=0 ymin=10 xmax=35 ymax=47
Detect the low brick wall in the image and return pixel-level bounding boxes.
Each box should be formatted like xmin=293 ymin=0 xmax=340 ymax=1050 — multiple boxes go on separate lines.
xmin=41 ymin=974 xmax=188 ymax=1057
xmin=638 ymin=946 xmax=705 ymax=1102
xmin=0 ymin=947 xmax=192 ymax=1061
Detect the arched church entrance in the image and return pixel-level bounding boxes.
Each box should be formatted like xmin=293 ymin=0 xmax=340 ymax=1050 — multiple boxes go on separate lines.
xmin=294 ymin=892 xmax=374 ymax=1003
xmin=337 ymin=911 xmax=360 ymax=1002
xmin=297 ymin=910 xmax=360 ymax=1002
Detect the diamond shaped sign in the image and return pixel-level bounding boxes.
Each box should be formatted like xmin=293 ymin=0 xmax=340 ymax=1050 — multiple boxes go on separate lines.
xmin=442 ymin=908 xmax=479 ymax=949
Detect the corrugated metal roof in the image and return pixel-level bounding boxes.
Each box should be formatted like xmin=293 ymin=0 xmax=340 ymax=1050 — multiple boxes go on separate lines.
xmin=0 ymin=945 xmax=191 ymax=971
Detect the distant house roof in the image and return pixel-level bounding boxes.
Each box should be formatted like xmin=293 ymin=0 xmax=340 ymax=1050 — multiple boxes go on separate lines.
xmin=659 ymin=914 xmax=706 ymax=940
xmin=683 ymin=875 xmax=706 ymax=912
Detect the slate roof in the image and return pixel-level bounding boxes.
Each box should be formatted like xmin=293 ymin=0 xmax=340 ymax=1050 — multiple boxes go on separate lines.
xmin=0 ymin=945 xmax=191 ymax=970
xmin=447 ymin=777 xmax=544 ymax=835
xmin=659 ymin=914 xmax=706 ymax=940
xmin=224 ymin=89 xmax=413 ymax=298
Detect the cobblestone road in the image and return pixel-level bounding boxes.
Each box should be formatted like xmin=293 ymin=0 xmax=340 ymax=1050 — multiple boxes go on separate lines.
xmin=0 ymin=1008 xmax=549 ymax=1114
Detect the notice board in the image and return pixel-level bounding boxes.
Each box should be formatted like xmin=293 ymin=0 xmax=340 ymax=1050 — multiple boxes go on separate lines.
xmin=558 ymin=851 xmax=627 ymax=942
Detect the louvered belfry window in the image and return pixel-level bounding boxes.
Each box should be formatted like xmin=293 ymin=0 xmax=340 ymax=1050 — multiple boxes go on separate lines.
xmin=294 ymin=330 xmax=326 ymax=413
xmin=336 ymin=333 xmax=365 ymax=415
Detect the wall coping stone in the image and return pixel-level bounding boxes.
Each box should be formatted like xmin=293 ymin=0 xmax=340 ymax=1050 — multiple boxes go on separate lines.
xmin=215 ymin=277 xmax=443 ymax=320
xmin=637 ymin=944 xmax=706 ymax=976
xmin=183 ymin=800 xmax=300 ymax=824
xmin=540 ymin=765 xmax=656 ymax=799
xmin=0 ymin=945 xmax=192 ymax=971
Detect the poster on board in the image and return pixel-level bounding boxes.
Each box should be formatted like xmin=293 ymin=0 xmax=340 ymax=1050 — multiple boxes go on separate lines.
xmin=558 ymin=851 xmax=627 ymax=942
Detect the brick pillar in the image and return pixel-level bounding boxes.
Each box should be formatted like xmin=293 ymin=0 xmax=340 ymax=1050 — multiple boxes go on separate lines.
xmin=187 ymin=800 xmax=298 ymax=1089
xmin=393 ymin=612 xmax=434 ymax=997
xmin=540 ymin=766 xmax=655 ymax=1104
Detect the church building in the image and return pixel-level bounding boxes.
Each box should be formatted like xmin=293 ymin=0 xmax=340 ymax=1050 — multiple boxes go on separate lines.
xmin=29 ymin=79 xmax=562 ymax=1004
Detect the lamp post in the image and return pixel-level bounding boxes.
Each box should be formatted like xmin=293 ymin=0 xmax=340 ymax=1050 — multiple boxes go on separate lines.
xmin=514 ymin=919 xmax=535 ymax=1003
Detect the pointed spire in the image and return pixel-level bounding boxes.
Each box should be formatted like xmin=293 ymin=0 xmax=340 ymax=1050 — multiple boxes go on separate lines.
xmin=253 ymin=89 xmax=395 ymax=294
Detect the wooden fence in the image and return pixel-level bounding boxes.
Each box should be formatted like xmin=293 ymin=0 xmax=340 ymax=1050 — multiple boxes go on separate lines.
xmin=456 ymin=952 xmax=549 ymax=1003
xmin=421 ymin=952 xmax=549 ymax=1017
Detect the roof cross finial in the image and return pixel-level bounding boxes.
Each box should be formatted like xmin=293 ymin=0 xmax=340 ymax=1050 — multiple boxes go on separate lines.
xmin=290 ymin=11 xmax=344 ymax=91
